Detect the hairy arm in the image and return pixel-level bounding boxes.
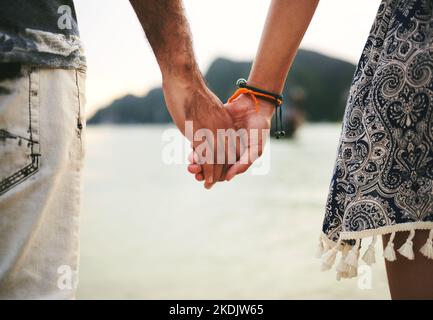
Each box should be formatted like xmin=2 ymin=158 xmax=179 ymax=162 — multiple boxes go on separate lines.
xmin=130 ymin=0 xmax=204 ymax=131
xmin=130 ymin=0 xmax=235 ymax=188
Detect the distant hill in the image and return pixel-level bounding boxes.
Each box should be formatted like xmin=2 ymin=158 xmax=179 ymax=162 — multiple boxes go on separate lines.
xmin=88 ymin=49 xmax=356 ymax=124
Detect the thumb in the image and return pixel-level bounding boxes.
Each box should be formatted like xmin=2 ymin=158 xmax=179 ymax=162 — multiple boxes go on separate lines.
xmin=225 ymin=150 xmax=252 ymax=182
xmin=225 ymin=139 xmax=264 ymax=182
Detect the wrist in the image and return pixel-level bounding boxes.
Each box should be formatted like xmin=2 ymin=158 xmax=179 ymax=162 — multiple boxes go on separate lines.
xmin=234 ymin=79 xmax=278 ymax=119
xmin=236 ymin=93 xmax=275 ymax=120
xmin=161 ymin=61 xmax=206 ymax=105
xmin=161 ymin=72 xmax=211 ymax=133
xmin=246 ymin=77 xmax=284 ymax=97
xmin=256 ymin=98 xmax=276 ymax=119
xmin=160 ymin=57 xmax=204 ymax=84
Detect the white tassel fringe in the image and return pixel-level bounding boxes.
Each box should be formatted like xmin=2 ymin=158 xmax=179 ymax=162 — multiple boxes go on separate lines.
xmin=397 ymin=229 xmax=415 ymax=260
xmin=362 ymin=236 xmax=377 ymax=266
xmin=321 ymin=247 xmax=338 ymax=271
xmin=420 ymin=229 xmax=433 ymax=260
xmin=336 ymin=245 xmax=351 ymax=279
xmin=315 ymin=239 xmax=325 ymax=258
xmin=321 ymin=227 xmax=433 ymax=279
xmin=383 ymin=232 xmax=397 ymax=262
xmin=321 ymin=241 xmax=341 ymax=271
xmin=344 ymin=239 xmax=360 ymax=268
xmin=348 ymin=266 xmax=358 ymax=278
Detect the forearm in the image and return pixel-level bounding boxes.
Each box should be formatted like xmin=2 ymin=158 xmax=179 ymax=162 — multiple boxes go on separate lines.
xmin=130 ymin=0 xmax=201 ymax=79
xmin=129 ymin=0 xmax=206 ymax=128
xmin=248 ymin=0 xmax=319 ymax=97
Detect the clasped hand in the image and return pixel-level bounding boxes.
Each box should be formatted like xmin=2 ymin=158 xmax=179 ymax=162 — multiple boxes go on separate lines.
xmin=162 ymin=75 xmax=274 ymax=189
xmin=186 ymin=90 xmax=275 ymax=189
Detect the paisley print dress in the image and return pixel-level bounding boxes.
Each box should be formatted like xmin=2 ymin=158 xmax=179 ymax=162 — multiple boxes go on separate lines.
xmin=319 ymin=0 xmax=433 ymax=278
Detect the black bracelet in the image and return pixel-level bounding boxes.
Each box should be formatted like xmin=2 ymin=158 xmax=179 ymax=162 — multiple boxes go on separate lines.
xmin=236 ymin=78 xmax=285 ymax=139
xmin=236 ymin=78 xmax=283 ymax=103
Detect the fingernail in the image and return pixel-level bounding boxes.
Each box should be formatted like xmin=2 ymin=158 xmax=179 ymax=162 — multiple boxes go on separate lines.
xmin=206 ymin=176 xmax=213 ymax=184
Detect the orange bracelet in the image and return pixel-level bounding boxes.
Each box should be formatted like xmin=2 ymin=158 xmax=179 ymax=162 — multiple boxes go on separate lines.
xmin=228 ymin=78 xmax=285 ymax=138
xmin=227 ymin=88 xmax=283 ymax=113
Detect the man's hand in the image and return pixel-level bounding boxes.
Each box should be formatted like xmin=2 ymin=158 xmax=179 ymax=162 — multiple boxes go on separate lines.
xmin=130 ymin=0 xmax=237 ymax=188
xmin=188 ymin=93 xmax=275 ymax=183
xmin=163 ymin=74 xmax=235 ymax=189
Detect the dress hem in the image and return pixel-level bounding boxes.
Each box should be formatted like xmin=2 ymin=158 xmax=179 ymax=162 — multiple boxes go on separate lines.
xmin=317 ymin=222 xmax=433 ymax=280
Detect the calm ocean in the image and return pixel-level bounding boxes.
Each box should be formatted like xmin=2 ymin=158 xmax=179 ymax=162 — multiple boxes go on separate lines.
xmin=77 ymin=124 xmax=389 ymax=299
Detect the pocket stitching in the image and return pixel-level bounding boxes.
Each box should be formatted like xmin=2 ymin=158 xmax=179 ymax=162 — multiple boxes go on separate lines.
xmin=0 ymin=67 xmax=41 ymax=196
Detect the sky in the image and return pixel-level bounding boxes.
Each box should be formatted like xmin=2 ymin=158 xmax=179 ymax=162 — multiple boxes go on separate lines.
xmin=74 ymin=0 xmax=381 ymax=116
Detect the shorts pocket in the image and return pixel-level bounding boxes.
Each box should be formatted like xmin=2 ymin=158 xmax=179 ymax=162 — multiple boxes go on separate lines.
xmin=0 ymin=65 xmax=40 ymax=196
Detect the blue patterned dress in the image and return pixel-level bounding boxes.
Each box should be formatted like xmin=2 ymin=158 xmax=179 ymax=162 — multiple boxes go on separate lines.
xmin=319 ymin=0 xmax=433 ymax=278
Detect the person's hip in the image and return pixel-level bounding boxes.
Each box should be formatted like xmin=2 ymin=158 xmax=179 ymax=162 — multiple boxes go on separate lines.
xmin=0 ymin=63 xmax=86 ymax=299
